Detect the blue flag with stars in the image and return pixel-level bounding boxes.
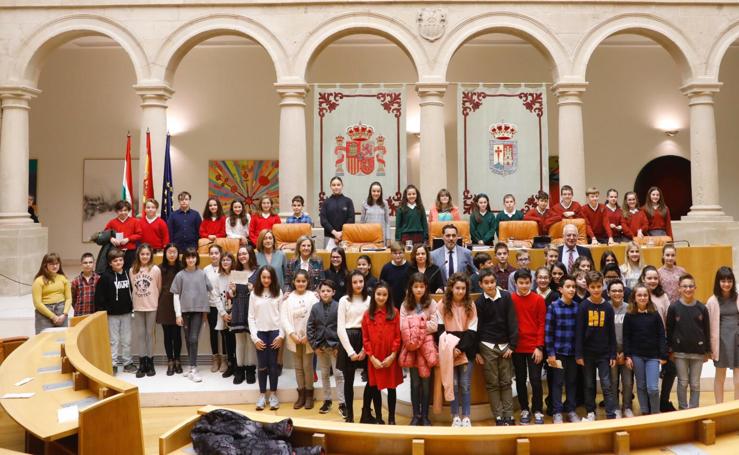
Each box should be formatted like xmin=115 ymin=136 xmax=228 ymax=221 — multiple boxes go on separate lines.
xmin=161 ymin=133 xmax=174 ymax=221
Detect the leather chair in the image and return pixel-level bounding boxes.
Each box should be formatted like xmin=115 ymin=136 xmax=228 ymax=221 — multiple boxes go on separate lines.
xmin=497 ymin=220 xmax=540 ymax=248
xmin=429 ymin=221 xmax=471 ymax=247
xmin=0 ymin=336 xmax=27 ymax=364
xmin=197 ymin=237 xmax=241 ymax=256
xmin=548 ymin=219 xmax=587 ymax=246
xmin=341 ymin=223 xmax=385 ymax=251
xmin=272 ymin=223 xmax=312 ymax=251
xmin=634 ymin=235 xmax=673 ymax=247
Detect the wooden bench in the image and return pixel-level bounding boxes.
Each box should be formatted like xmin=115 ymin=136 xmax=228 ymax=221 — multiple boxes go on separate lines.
xmin=0 ymin=312 xmax=144 ymax=455
xmin=159 ymin=403 xmax=739 ymax=455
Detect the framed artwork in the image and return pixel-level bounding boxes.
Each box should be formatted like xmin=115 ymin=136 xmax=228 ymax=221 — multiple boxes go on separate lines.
xmin=82 ymin=159 xmax=139 ymax=242
xmin=208 ymin=160 xmax=279 ymax=213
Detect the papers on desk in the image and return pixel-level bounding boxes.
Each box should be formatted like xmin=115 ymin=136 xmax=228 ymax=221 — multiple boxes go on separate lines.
xmin=58 ymin=405 xmax=79 ymax=423
xmin=14 ymin=377 xmax=33 ymax=386
xmin=2 ymin=393 xmax=35 ymax=399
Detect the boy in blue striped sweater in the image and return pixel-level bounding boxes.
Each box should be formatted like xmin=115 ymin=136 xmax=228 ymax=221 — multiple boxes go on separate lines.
xmin=546 ymin=275 xmax=579 ymax=423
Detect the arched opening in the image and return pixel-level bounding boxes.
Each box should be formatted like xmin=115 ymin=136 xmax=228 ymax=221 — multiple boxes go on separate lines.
xmin=583 ymin=32 xmax=689 ymax=210
xmin=445 ymin=31 xmax=557 ymax=211
xmin=29 ymin=35 xmax=141 ymax=260
xmin=305 ymin=32 xmax=417 ymax=211
xmin=634 ymin=155 xmax=691 ymax=218
xmin=714 ymin=37 xmax=739 ymax=219
xmin=166 ymin=33 xmax=279 ymax=217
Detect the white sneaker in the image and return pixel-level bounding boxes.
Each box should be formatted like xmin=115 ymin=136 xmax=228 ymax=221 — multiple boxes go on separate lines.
xmin=614 ymin=410 xmax=622 ymax=419
xmin=189 ymin=368 xmax=202 ymax=383
xmin=256 ymin=394 xmax=266 ymax=411
xmin=624 ymin=408 xmax=634 ymax=418
xmin=461 ymin=417 xmax=471 ymax=427
xmin=183 ymin=367 xmax=192 ymax=379
xmin=553 ymin=413 xmax=564 ymax=424
xmin=451 ymin=416 xmax=462 ymax=427
xmin=269 ymin=393 xmax=280 ymax=410
xmin=581 ymin=412 xmax=596 ymax=422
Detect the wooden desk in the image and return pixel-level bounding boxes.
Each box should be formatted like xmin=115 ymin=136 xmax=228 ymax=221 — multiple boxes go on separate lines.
xmin=0 ymin=313 xmax=144 ymax=455
xmin=160 ymin=402 xmax=739 ymax=455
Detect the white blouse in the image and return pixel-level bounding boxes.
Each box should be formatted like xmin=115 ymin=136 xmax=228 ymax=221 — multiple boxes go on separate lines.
xmin=248 ymin=291 xmax=284 ymax=342
xmin=281 ymin=291 xmax=319 ymax=353
xmin=337 ymin=295 xmax=371 ymax=357
xmin=225 ymin=217 xmax=249 ymax=240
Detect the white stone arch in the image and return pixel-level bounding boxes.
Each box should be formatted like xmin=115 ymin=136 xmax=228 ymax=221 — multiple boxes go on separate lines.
xmin=435 ymin=12 xmax=570 ymax=82
xmin=706 ymin=21 xmax=739 ymax=81
xmin=573 ymin=13 xmax=699 ymax=82
xmin=155 ymin=14 xmax=290 ymax=84
xmin=294 ymin=12 xmax=428 ymax=81
xmin=10 ymin=14 xmax=149 ymax=86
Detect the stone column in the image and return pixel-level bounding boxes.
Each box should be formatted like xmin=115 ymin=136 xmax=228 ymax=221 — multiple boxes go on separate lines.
xmin=552 ymin=82 xmax=588 ymax=199
xmin=275 ymin=83 xmax=308 ymax=215
xmin=680 ymin=83 xmax=731 ymax=219
xmin=133 ymin=84 xmax=173 ymax=214
xmin=416 ymin=83 xmax=448 ymax=204
xmin=0 ymin=86 xmax=47 ymax=296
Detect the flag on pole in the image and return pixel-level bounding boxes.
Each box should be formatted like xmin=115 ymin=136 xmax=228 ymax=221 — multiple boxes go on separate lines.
xmin=122 ymin=133 xmax=134 ymax=206
xmin=141 ymin=128 xmax=154 ymax=216
xmin=161 ymin=133 xmax=174 ymax=221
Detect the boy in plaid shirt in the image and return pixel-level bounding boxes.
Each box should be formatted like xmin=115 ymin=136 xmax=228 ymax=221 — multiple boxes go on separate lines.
xmin=546 ymin=275 xmax=579 ymax=423
xmin=286 ymin=195 xmax=313 ymax=226
xmin=71 ymin=252 xmax=99 ymax=316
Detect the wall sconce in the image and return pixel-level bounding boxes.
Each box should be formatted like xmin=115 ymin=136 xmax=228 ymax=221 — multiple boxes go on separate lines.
xmin=664 ymin=130 xmax=679 ymax=137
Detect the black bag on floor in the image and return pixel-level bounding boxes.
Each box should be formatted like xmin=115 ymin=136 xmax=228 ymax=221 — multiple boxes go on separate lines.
xmin=191 ymin=408 xmax=324 ymax=455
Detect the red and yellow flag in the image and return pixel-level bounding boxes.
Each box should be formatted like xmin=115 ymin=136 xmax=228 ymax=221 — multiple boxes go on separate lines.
xmin=142 ymin=129 xmax=154 ymax=216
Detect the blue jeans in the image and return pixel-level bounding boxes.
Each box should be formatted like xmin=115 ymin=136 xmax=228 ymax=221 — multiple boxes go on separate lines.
xmin=583 ymin=355 xmax=617 ymax=417
xmin=632 ymin=355 xmax=660 ymax=415
xmin=551 ymin=355 xmax=578 ymax=414
xmin=450 ymin=363 xmax=473 ymax=417
xmin=256 ymin=330 xmax=280 ymax=393
xmin=674 ymin=353 xmax=704 ymax=410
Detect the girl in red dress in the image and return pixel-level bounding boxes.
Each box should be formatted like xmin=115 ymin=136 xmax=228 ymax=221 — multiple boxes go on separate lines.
xmin=641 ymin=186 xmax=673 ymax=238
xmin=362 ymin=281 xmax=403 ymax=425
xmin=199 ymin=198 xmax=227 ymax=241
xmin=623 ymin=191 xmax=648 ymax=239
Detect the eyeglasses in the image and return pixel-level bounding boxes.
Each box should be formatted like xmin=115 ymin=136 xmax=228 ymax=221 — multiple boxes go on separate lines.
xmin=680 ymin=284 xmax=696 ymax=289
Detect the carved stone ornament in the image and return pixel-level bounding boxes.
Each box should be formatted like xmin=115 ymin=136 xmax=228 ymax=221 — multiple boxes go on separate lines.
xmin=417 ymin=8 xmax=446 ymax=42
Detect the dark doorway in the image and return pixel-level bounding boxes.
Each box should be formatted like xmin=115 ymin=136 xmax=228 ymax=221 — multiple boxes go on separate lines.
xmin=634 ymin=155 xmax=692 ymax=219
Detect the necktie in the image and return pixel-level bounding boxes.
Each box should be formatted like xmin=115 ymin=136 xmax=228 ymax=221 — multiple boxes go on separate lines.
xmin=448 ymin=249 xmax=455 ymax=277
xmin=568 ymin=249 xmax=575 ymax=273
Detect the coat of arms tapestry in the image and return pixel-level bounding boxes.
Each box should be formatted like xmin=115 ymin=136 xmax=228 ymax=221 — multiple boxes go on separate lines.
xmin=457 ymin=84 xmax=549 ymax=214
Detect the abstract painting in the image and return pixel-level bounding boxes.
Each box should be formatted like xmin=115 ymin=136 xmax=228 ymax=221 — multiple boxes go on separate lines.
xmin=208 ymin=160 xmax=279 ymax=213
xmin=82 ymin=159 xmax=139 ymax=242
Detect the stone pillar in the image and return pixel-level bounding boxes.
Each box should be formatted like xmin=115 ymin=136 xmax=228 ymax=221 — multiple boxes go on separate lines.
xmin=552 ymin=82 xmax=588 ymax=199
xmin=0 ymin=86 xmax=48 ymax=296
xmin=133 ymin=84 xmax=173 ymax=214
xmin=680 ymin=83 xmax=731 ymax=220
xmin=275 ymin=83 xmax=308 ymax=215
xmin=416 ymin=83 xmax=448 ymax=205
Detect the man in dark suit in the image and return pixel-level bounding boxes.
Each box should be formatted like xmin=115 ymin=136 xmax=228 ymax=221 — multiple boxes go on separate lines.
xmin=557 ymin=223 xmax=593 ymax=274
xmin=431 ymin=224 xmax=477 ymax=286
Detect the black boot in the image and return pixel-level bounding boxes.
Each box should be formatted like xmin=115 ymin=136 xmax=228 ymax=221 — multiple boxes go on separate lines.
xmin=166 ymin=359 xmax=174 ymax=376
xmin=233 ymin=366 xmax=245 ymax=384
xmin=135 ymin=357 xmax=146 ymax=378
xmin=174 ymin=359 xmax=183 ymax=374
xmin=146 ymin=357 xmax=156 ymax=376
xmin=222 ymin=360 xmax=235 ymax=378
xmin=409 ymin=398 xmax=421 ymax=426
xmin=421 ymin=401 xmax=432 ymax=426
xmin=245 ymin=365 xmax=256 ymax=384
xmin=359 ymin=405 xmax=376 ymax=424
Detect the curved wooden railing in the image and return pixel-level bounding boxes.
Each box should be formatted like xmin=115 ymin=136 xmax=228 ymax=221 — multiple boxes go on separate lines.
xmin=160 ymin=401 xmax=739 ymax=454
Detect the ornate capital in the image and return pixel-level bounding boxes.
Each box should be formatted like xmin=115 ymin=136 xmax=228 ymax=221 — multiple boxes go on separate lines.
xmin=416 ymin=82 xmax=447 ymax=107
xmin=552 ymin=81 xmax=588 ymax=106
xmin=681 ymin=81 xmax=722 ymax=106
xmin=274 ymin=82 xmax=309 ymax=107
xmin=133 ymin=83 xmax=174 ymax=108
xmin=0 ymin=85 xmax=41 ymax=109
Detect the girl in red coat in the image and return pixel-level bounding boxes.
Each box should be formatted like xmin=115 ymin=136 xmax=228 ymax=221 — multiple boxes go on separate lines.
xmin=362 ymin=281 xmax=403 ymax=425
xmin=642 ymin=186 xmax=673 ymax=238
xmin=199 ymin=198 xmax=227 ymax=240
xmin=249 ymin=196 xmax=282 ymax=246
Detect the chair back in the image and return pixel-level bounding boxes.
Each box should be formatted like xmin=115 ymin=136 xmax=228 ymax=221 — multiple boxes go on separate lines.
xmin=548 ymin=219 xmax=587 ymax=246
xmin=342 ymin=223 xmax=385 ymax=251
xmin=497 ymin=220 xmax=539 ymax=248
xmin=429 ymin=221 xmax=471 ymax=247
xmin=273 ymin=223 xmax=312 ymax=251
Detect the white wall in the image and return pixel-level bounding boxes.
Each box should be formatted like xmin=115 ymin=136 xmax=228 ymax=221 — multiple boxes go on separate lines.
xmin=29 ymin=38 xmax=739 ymax=260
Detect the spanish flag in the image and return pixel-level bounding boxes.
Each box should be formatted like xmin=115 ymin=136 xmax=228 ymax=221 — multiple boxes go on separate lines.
xmin=121 ymin=133 xmax=134 ymax=206
xmin=141 ymin=129 xmax=154 ymax=216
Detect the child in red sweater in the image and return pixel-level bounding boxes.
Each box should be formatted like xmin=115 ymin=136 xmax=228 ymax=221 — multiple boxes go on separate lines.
xmin=199 ymin=198 xmax=227 ymax=240
xmin=623 ymin=191 xmax=647 ymax=239
xmin=139 ymin=198 xmax=169 ymax=251
xmin=511 ymin=269 xmax=546 ymax=424
xmin=641 ymin=186 xmax=673 ymax=238
xmin=545 ymin=185 xmax=583 ymax=233
xmin=248 ymin=196 xmax=281 ymax=246
xmin=581 ymin=187 xmax=606 ymax=244
xmin=105 ymin=200 xmax=142 ymax=269
xmin=603 ymin=189 xmax=632 ymax=244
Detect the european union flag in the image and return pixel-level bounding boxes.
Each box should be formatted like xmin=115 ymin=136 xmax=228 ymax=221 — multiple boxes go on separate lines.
xmin=161 ymin=133 xmax=174 ymax=221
